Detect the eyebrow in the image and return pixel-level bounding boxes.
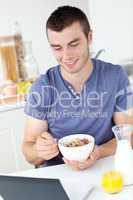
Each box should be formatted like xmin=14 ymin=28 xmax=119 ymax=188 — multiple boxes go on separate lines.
xmin=68 ymin=38 xmax=80 ymax=45
xmin=50 ymin=38 xmax=80 ymax=48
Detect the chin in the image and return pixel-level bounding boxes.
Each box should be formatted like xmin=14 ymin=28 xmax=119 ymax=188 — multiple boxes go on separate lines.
xmin=68 ymin=68 xmax=82 ymax=74
xmin=65 ymin=65 xmax=82 ymax=73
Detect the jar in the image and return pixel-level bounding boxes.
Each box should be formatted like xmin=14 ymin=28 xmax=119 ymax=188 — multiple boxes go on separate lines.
xmin=13 ymin=22 xmax=25 ymax=80
xmin=21 ymin=41 xmax=39 ymax=81
xmin=0 ymin=35 xmax=19 ymax=82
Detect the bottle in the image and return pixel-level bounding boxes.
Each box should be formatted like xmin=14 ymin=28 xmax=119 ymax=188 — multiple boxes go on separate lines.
xmin=22 ymin=41 xmax=39 ymax=81
xmin=0 ymin=35 xmax=19 ymax=82
xmin=13 ymin=22 xmax=25 ymax=80
xmin=112 ymin=124 xmax=133 ymax=185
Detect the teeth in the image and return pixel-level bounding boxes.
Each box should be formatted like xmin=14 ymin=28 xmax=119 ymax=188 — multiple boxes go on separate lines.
xmin=65 ymin=61 xmax=76 ymax=65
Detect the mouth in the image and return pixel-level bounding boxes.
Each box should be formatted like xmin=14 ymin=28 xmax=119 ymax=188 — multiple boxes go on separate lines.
xmin=64 ymin=59 xmax=78 ymax=69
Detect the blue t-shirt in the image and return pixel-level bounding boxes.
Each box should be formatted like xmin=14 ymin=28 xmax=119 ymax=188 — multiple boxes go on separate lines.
xmin=25 ymin=59 xmax=132 ymax=166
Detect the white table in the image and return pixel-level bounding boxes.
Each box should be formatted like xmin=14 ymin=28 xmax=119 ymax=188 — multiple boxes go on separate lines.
xmin=10 ymin=156 xmax=133 ymax=200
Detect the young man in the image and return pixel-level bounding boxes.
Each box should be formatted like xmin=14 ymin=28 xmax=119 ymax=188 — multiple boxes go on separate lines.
xmin=22 ymin=6 xmax=133 ymax=170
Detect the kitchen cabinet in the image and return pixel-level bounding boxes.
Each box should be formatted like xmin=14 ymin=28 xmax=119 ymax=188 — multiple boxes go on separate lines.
xmin=0 ymin=128 xmax=17 ymax=173
xmin=0 ymin=107 xmax=33 ymax=173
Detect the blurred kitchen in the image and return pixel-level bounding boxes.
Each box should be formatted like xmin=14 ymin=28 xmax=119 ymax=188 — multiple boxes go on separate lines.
xmin=0 ymin=0 xmax=132 ymax=173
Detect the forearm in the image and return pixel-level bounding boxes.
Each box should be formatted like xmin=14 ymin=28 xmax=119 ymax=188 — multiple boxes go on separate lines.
xmin=22 ymin=142 xmax=45 ymax=167
xmin=97 ymin=130 xmax=133 ymax=160
xmin=98 ymin=138 xmax=117 ymax=159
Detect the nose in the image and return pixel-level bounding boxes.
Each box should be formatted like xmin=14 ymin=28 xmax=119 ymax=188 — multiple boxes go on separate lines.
xmin=62 ymin=47 xmax=73 ymax=61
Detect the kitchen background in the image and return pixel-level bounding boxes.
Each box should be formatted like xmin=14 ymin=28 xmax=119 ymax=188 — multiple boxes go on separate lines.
xmin=0 ymin=0 xmax=132 ymax=173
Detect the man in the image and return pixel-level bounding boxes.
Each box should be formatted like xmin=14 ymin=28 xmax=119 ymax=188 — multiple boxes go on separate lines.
xmin=22 ymin=6 xmax=133 ymax=170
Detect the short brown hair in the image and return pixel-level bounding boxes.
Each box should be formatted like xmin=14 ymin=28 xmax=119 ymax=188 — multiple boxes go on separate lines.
xmin=46 ymin=6 xmax=91 ymax=39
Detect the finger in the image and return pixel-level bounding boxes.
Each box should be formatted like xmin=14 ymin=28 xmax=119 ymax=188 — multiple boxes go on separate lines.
xmin=36 ymin=143 xmax=58 ymax=151
xmin=77 ymin=160 xmax=93 ymax=170
xmin=63 ymin=158 xmax=79 ymax=166
xmin=44 ymin=139 xmax=57 ymax=145
xmin=63 ymin=158 xmax=95 ymax=170
xmin=63 ymin=158 xmax=79 ymax=170
xmin=62 ymin=157 xmax=69 ymax=164
xmin=38 ymin=148 xmax=59 ymax=157
xmin=37 ymin=136 xmax=57 ymax=146
xmin=44 ymin=151 xmax=59 ymax=160
xmin=77 ymin=157 xmax=96 ymax=169
xmin=36 ymin=137 xmax=46 ymax=146
xmin=68 ymin=160 xmax=84 ymax=170
xmin=41 ymin=132 xmax=56 ymax=141
xmin=63 ymin=158 xmax=80 ymax=170
xmin=38 ymin=150 xmax=59 ymax=160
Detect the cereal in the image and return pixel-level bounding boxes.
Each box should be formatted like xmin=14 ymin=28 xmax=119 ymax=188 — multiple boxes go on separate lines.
xmin=63 ymin=138 xmax=90 ymax=147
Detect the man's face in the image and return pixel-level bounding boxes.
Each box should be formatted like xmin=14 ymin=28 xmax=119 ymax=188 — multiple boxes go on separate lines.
xmin=47 ymin=22 xmax=92 ymax=74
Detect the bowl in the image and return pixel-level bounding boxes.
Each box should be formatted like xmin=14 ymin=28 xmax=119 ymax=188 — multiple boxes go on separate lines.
xmin=58 ymin=134 xmax=95 ymax=162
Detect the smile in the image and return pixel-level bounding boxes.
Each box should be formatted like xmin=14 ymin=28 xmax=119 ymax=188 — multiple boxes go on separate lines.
xmin=64 ymin=59 xmax=78 ymax=68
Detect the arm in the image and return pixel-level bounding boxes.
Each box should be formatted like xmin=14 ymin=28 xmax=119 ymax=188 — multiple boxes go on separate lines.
xmin=94 ymin=110 xmax=133 ymax=158
xmin=98 ymin=108 xmax=133 ymax=158
xmin=98 ymin=66 xmax=133 ymax=157
xmin=89 ymin=108 xmax=133 ymax=159
xmin=22 ymin=115 xmax=59 ymax=167
xmin=22 ymin=115 xmax=48 ymax=166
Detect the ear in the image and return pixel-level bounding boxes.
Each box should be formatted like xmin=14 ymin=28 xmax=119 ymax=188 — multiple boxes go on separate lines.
xmin=87 ymin=30 xmax=93 ymax=46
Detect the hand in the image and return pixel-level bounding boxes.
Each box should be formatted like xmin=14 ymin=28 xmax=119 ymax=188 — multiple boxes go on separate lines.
xmin=35 ymin=132 xmax=59 ymax=161
xmin=63 ymin=145 xmax=100 ymax=171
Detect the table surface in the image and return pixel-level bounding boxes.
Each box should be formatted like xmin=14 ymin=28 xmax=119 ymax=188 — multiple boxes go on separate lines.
xmin=10 ymin=155 xmax=133 ymax=200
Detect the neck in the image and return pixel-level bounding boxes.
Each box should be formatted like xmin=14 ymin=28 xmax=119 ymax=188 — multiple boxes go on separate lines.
xmin=60 ymin=58 xmax=93 ymax=93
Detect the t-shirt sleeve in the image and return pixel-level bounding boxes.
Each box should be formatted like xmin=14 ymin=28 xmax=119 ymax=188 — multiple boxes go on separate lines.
xmin=24 ymin=77 xmax=50 ymax=120
xmin=114 ymin=66 xmax=133 ymax=112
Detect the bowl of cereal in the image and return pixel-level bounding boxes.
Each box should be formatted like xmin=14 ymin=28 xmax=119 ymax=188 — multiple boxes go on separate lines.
xmin=58 ymin=134 xmax=95 ymax=162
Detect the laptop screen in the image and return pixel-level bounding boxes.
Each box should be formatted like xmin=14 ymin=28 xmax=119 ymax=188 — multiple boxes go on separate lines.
xmin=0 ymin=175 xmax=69 ymax=200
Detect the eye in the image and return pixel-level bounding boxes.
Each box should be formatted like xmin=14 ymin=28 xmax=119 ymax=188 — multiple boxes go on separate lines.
xmin=51 ymin=46 xmax=62 ymax=51
xmin=54 ymin=47 xmax=62 ymax=51
xmin=70 ymin=42 xmax=79 ymax=47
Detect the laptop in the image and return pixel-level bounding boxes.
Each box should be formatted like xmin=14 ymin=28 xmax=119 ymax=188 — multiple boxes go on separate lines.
xmin=0 ymin=175 xmax=70 ymax=200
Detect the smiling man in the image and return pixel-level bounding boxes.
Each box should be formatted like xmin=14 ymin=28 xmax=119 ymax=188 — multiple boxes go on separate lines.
xmin=22 ymin=6 xmax=133 ymax=170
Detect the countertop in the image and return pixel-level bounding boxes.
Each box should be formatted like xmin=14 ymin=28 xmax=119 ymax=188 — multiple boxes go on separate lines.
xmin=9 ymin=155 xmax=133 ymax=200
xmin=0 ymin=102 xmax=25 ymax=112
xmin=0 ymin=94 xmax=25 ymax=112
